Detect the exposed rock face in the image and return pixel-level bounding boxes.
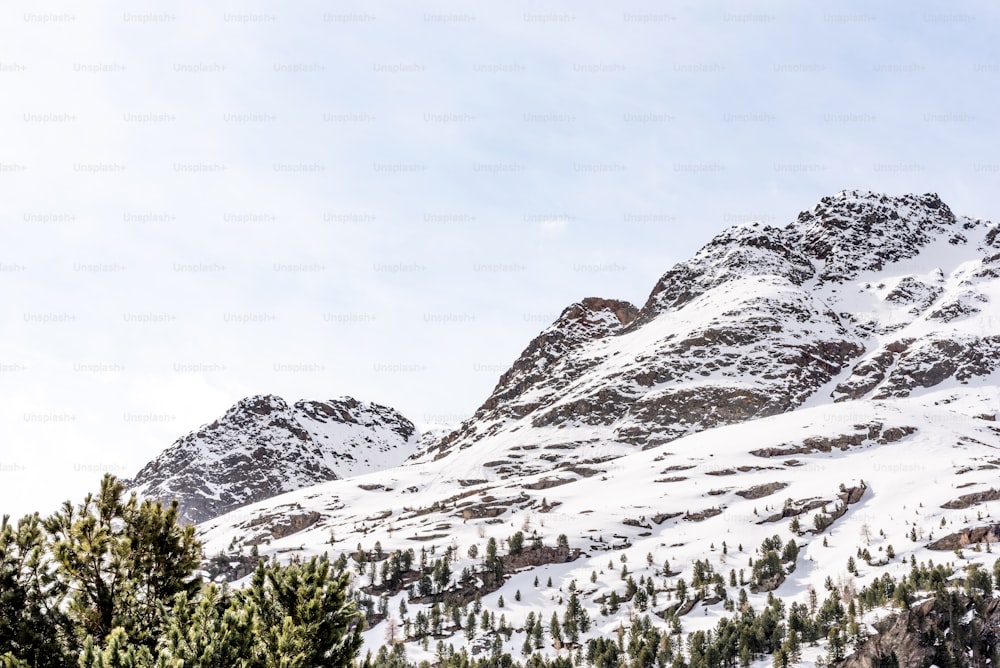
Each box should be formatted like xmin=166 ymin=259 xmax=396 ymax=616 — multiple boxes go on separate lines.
xmin=750 ymin=423 xmax=916 ymax=457
xmin=634 ymin=222 xmax=815 ymax=320
xmin=842 ymin=594 xmax=1000 ymax=668
xmin=795 ymin=191 xmax=959 ymax=282
xmin=734 ymin=482 xmax=788 ymax=500
xmin=134 ymin=189 xmax=1000 ymax=550
xmin=430 ymin=298 xmax=640 ymax=454
xmin=942 ymin=489 xmax=1000 ymax=510
xmin=927 ymin=524 xmax=1000 ymax=550
xmin=130 ymin=394 xmax=418 ymax=524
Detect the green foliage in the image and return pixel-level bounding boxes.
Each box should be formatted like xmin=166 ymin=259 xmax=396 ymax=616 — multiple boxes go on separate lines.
xmin=0 ymin=475 xmax=364 ymax=668
xmin=752 ymin=551 xmax=783 ymax=587
xmin=965 ymin=563 xmax=992 ymax=595
xmin=826 ymin=625 xmax=846 ymax=662
xmin=155 ymin=584 xmax=255 ymax=667
xmin=813 ymin=512 xmax=833 ymax=532
xmin=43 ymin=474 xmax=201 ymax=651
xmin=0 ymin=654 xmax=31 ymax=668
xmin=244 ymin=556 xmax=364 ymax=667
xmin=507 ymin=532 xmax=524 ymax=557
xmin=0 ymin=513 xmax=73 ymax=667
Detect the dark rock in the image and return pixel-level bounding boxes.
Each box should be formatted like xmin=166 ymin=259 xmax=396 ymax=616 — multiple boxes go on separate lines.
xmin=130 ymin=395 xmax=417 ymax=524
xmin=735 ymin=482 xmax=789 ymax=500
xmin=841 ymin=594 xmax=1000 ymax=668
xmin=941 ymin=489 xmax=1000 ymax=510
xmin=927 ymin=524 xmax=1000 ymax=550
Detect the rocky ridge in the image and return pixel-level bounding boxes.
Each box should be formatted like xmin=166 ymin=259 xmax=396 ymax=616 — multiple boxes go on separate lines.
xmin=130 ymin=394 xmax=418 ymax=524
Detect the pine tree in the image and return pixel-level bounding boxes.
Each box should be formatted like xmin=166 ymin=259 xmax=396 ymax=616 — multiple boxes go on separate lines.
xmin=827 ymin=626 xmax=846 ymax=661
xmin=784 ymin=629 xmax=801 ymax=663
xmin=153 ymin=585 xmax=256 ymax=667
xmin=465 ymin=612 xmax=476 ymax=640
xmin=78 ymin=628 xmax=153 ymax=668
xmin=0 ymin=513 xmax=73 ymax=667
xmin=507 ymin=532 xmax=524 ymax=556
xmin=0 ymin=656 xmax=30 ymax=668
xmin=242 ymin=555 xmax=364 ymax=667
xmin=676 ymin=578 xmax=688 ymax=601
xmin=43 ymin=474 xmax=201 ymax=652
xmin=549 ymin=611 xmax=562 ymax=647
xmin=532 ymin=617 xmax=544 ymax=649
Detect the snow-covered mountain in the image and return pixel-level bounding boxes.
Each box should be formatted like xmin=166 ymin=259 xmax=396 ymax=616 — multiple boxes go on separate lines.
xmin=130 ymin=394 xmax=419 ymax=524
xmin=419 ymin=191 xmax=997 ymax=470
xmin=152 ymin=190 xmax=1000 ymax=664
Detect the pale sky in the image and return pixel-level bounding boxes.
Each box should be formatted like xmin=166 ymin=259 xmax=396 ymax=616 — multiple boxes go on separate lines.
xmin=1 ymin=0 xmax=997 ymax=518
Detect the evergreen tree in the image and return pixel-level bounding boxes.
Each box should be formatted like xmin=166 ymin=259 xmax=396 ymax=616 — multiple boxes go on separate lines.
xmin=532 ymin=616 xmax=544 ymax=649
xmin=507 ymin=532 xmax=524 ymax=556
xmin=827 ymin=626 xmax=846 ymax=662
xmin=0 ymin=513 xmax=73 ymax=667
xmin=0 ymin=655 xmax=30 ymax=668
xmin=154 ymin=585 xmax=255 ymax=667
xmin=241 ymin=555 xmax=364 ymax=667
xmin=549 ymin=611 xmax=562 ymax=646
xmin=43 ymin=474 xmax=200 ymax=652
xmin=78 ymin=628 xmax=152 ymax=668
xmin=465 ymin=612 xmax=476 ymax=640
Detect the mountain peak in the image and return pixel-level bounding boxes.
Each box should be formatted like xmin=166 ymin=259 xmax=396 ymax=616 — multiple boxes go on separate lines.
xmin=792 ymin=190 xmax=960 ymax=281
xmin=227 ymin=393 xmax=289 ymax=417
xmin=552 ymin=297 xmax=639 ymax=340
xmin=131 ymin=394 xmax=418 ymax=524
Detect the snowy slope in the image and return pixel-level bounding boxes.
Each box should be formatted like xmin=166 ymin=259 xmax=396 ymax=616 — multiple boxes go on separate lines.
xmin=199 ymin=392 xmax=1000 ymax=664
xmin=130 ymin=394 xmax=419 ymax=524
xmin=191 ymin=190 xmax=1000 ymax=663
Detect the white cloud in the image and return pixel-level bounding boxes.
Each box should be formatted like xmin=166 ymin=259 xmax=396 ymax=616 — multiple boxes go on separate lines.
xmin=539 ymin=217 xmax=571 ymax=238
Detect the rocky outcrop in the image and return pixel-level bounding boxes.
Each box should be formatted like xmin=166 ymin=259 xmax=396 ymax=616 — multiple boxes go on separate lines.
xmin=423 ymin=297 xmax=639 ymax=459
xmin=751 ymin=424 xmax=916 ymax=458
xmin=735 ymin=482 xmax=788 ymax=500
xmin=927 ymin=524 xmax=1000 ymax=550
xmin=147 ymin=191 xmax=1000 ymax=541
xmin=795 ymin=191 xmax=959 ymax=282
xmin=942 ymin=489 xmax=1000 ymax=510
xmin=130 ymin=394 xmax=418 ymax=524
xmin=841 ymin=594 xmax=1000 ymax=668
xmin=871 ymin=337 xmax=1000 ymax=398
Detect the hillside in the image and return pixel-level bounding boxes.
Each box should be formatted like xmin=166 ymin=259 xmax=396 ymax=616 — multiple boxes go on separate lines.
xmin=161 ymin=190 xmax=1000 ymax=665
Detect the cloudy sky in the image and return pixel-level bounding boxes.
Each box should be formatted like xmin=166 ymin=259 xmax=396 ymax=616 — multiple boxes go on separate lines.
xmin=1 ymin=0 xmax=997 ymax=518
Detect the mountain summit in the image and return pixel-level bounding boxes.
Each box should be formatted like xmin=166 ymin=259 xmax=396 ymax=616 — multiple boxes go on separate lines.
xmin=130 ymin=394 xmax=418 ymax=524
